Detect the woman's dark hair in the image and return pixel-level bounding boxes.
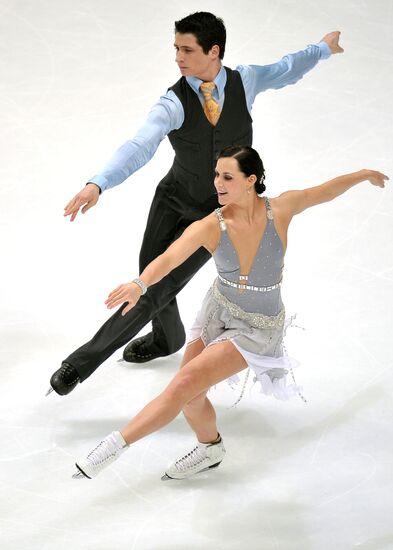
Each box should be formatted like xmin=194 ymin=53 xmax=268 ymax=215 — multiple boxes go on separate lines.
xmin=217 ymin=146 xmax=266 ymax=194
xmin=175 ymin=12 xmax=226 ymax=59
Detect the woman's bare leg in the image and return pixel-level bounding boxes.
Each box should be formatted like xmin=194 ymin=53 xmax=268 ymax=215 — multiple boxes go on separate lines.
xmin=182 ymin=392 xmax=217 ymax=443
xmin=120 ymin=340 xmax=247 ymax=445
xmin=179 ymin=339 xmax=219 ymax=443
xmin=179 ymin=337 xmax=205 ymax=368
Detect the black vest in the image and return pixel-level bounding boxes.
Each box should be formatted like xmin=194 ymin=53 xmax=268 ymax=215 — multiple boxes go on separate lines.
xmin=163 ymin=67 xmax=253 ymax=214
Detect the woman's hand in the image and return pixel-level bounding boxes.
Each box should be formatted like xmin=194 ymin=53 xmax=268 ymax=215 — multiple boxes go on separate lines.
xmin=105 ymin=282 xmax=142 ymax=316
xmin=363 ymin=169 xmax=389 ymax=188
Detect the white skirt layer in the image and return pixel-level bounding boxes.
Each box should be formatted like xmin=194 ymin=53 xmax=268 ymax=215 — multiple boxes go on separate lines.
xmin=188 ymin=284 xmax=302 ymax=402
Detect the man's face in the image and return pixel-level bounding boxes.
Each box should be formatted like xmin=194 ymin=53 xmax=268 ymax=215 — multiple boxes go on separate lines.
xmin=174 ymin=33 xmax=219 ymax=79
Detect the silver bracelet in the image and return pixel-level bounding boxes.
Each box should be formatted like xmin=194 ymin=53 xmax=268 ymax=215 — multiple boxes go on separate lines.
xmin=131 ymin=278 xmax=148 ymax=295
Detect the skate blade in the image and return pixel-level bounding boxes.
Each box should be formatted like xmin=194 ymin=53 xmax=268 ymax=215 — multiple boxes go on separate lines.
xmin=72 ymin=463 xmax=91 ymax=480
xmin=161 ymin=473 xmax=174 ymax=481
xmin=45 ymin=387 xmax=54 ymax=396
xmin=161 ymin=461 xmax=222 ymax=481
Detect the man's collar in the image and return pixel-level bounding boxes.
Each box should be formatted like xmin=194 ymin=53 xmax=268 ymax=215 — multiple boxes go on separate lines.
xmin=186 ymin=65 xmax=226 ymax=96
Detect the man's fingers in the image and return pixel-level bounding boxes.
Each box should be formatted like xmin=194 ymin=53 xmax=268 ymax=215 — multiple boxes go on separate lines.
xmin=81 ymin=203 xmax=91 ymax=214
xmin=332 ymin=32 xmax=344 ymax=53
xmin=64 ymin=202 xmax=83 ymax=219
xmin=321 ymin=31 xmax=344 ymax=54
xmin=64 ymin=197 xmax=82 ymax=213
xmin=64 ymin=197 xmax=94 ymax=220
xmin=64 ymin=198 xmax=76 ymax=211
xmin=64 ymin=187 xmax=99 ymax=221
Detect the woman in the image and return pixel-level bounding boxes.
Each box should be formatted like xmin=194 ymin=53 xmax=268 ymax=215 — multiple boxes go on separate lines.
xmin=72 ymin=146 xmax=387 ymax=481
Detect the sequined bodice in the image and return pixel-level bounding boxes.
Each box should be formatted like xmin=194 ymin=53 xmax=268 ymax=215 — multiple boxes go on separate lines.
xmin=212 ymin=197 xmax=284 ymax=316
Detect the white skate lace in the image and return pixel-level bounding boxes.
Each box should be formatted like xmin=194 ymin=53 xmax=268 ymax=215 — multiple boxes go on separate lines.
xmin=87 ymin=437 xmax=117 ymax=466
xmin=175 ymin=446 xmax=207 ymax=472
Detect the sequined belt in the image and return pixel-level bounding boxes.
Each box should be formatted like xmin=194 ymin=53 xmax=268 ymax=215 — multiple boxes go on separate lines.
xmin=212 ymin=279 xmax=285 ymax=330
xmin=217 ymin=273 xmax=282 ymax=293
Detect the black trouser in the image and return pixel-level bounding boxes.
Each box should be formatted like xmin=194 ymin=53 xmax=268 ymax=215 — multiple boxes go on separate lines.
xmin=64 ymin=183 xmax=213 ymax=382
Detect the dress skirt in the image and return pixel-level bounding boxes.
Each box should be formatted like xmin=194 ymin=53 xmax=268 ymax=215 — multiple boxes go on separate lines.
xmin=188 ymin=279 xmax=302 ymax=401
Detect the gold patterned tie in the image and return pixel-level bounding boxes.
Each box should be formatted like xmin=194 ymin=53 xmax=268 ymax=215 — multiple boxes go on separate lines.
xmin=200 ymin=81 xmax=221 ymax=126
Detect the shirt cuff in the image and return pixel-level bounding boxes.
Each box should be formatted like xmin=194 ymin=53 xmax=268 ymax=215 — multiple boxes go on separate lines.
xmin=88 ymin=174 xmax=108 ymax=193
xmin=316 ymin=41 xmax=332 ymax=59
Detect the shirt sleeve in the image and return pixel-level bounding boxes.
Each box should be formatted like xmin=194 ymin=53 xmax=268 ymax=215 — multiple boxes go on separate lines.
xmin=238 ymin=41 xmax=332 ymax=112
xmin=89 ymin=90 xmax=184 ymax=192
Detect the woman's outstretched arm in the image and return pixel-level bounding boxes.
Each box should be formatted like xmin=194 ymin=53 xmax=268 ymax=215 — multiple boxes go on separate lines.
xmin=105 ymin=215 xmax=216 ymax=315
xmin=277 ymin=169 xmax=388 ymax=219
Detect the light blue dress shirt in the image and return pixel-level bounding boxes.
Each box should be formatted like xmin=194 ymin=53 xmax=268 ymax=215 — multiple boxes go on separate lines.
xmin=90 ymin=42 xmax=331 ymax=192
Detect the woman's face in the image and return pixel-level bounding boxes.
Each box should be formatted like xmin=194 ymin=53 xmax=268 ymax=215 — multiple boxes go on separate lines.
xmin=214 ymin=157 xmax=253 ymax=205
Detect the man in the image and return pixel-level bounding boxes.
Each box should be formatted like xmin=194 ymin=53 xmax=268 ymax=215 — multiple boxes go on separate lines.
xmin=48 ymin=12 xmax=343 ymax=396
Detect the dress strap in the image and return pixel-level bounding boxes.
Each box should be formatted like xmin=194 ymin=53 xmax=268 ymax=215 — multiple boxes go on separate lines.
xmin=264 ymin=197 xmax=274 ymax=220
xmin=214 ymin=208 xmax=227 ymax=231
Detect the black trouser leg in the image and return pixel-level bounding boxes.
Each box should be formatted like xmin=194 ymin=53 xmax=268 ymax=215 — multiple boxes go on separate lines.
xmin=65 ymin=246 xmax=210 ymax=382
xmin=136 ymin=189 xmax=185 ymax=354
xmin=63 ymin=186 xmax=211 ymax=382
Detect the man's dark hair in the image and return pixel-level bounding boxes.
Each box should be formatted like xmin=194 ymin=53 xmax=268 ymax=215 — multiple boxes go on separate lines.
xmin=217 ymin=146 xmax=266 ymax=195
xmin=175 ymin=12 xmax=226 ymax=59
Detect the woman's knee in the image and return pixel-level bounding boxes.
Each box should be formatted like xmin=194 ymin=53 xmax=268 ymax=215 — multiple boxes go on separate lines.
xmin=166 ymin=371 xmax=202 ymax=403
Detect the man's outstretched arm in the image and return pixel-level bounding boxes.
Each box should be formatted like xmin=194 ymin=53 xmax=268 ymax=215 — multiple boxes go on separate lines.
xmin=63 ymin=93 xmax=184 ymax=221
xmin=239 ymin=31 xmax=343 ymax=109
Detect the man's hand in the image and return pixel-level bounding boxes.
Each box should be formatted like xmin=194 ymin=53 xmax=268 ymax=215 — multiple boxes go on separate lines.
xmin=320 ymin=31 xmax=344 ymax=54
xmin=64 ymin=183 xmax=100 ymax=222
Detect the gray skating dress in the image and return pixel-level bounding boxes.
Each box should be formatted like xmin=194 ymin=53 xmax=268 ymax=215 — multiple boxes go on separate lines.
xmin=188 ymin=197 xmax=301 ymax=400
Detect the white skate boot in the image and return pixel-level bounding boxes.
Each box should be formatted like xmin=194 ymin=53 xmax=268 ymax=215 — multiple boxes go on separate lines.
xmin=162 ymin=437 xmax=226 ymax=480
xmin=72 ymin=431 xmax=128 ymax=479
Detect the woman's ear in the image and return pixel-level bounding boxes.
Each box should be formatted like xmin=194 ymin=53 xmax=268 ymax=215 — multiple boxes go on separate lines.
xmin=248 ymin=175 xmax=257 ymax=185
